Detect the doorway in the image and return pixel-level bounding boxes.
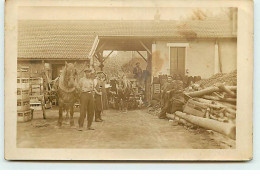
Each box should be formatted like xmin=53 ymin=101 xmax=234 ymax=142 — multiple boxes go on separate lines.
xmin=169 ymin=47 xmax=185 ymax=76
xmin=52 ymin=64 xmax=64 ymax=79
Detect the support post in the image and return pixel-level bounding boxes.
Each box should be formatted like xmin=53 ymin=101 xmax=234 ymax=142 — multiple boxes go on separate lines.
xmin=145 ymin=49 xmax=152 ymax=103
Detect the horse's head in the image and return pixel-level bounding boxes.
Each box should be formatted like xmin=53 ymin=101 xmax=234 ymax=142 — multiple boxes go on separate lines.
xmin=64 ymin=62 xmax=78 ymax=88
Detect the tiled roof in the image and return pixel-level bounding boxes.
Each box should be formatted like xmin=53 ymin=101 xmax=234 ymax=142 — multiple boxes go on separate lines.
xmin=18 ymin=20 xmax=236 ymax=59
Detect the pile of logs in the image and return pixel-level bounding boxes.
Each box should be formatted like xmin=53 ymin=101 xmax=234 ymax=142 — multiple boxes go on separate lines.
xmin=166 ymin=83 xmax=237 ymax=140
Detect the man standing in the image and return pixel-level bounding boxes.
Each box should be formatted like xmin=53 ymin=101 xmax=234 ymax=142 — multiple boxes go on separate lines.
xmin=133 ymin=62 xmax=143 ymax=87
xmin=77 ymin=68 xmax=95 ymax=131
xmin=94 ymin=73 xmax=103 ymax=122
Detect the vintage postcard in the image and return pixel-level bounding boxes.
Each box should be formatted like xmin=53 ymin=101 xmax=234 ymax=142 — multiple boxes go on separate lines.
xmin=4 ymin=0 xmax=253 ymax=160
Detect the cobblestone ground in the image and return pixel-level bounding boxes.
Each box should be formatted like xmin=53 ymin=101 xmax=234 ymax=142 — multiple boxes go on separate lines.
xmin=17 ymin=108 xmax=235 ymax=149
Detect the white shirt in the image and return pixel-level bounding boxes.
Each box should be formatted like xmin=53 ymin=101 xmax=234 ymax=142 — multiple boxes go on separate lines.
xmin=79 ymin=77 xmax=94 ymax=92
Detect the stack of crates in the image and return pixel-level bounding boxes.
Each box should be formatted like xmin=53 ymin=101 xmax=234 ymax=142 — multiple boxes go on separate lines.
xmin=17 ymin=67 xmax=33 ymax=122
xmin=29 ymin=77 xmax=43 ymax=110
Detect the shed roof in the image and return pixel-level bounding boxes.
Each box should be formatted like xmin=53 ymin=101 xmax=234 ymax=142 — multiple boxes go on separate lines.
xmin=18 ymin=20 xmax=236 ymax=60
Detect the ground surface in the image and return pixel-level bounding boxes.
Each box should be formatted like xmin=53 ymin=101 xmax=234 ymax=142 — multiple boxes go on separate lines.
xmin=17 ymin=108 xmax=235 ymax=149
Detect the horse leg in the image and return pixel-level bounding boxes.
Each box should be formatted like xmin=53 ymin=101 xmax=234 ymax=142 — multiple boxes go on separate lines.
xmin=57 ymin=104 xmax=63 ymax=127
xmin=69 ymin=104 xmax=75 ymax=128
xmin=65 ymin=109 xmax=69 ymax=120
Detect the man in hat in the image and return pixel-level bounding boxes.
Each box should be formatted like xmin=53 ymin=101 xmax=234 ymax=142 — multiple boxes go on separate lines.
xmin=77 ymin=68 xmax=95 ymax=131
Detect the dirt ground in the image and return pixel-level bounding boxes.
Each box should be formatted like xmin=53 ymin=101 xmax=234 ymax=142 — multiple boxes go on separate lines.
xmin=17 ymin=108 xmax=235 ymax=149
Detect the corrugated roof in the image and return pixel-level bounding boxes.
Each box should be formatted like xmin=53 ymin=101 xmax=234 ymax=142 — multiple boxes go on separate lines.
xmin=18 ymin=20 xmax=236 ymax=59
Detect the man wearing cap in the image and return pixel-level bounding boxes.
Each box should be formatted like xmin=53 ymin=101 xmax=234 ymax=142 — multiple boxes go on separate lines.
xmin=77 ymin=68 xmax=95 ymax=131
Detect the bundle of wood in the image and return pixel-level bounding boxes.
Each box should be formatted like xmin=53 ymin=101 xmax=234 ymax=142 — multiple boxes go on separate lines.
xmin=166 ymin=83 xmax=237 ymax=139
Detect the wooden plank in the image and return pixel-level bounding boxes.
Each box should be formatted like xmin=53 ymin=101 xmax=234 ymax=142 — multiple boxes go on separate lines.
xmin=136 ymin=51 xmax=147 ymax=62
xmin=139 ymin=41 xmax=152 ymax=55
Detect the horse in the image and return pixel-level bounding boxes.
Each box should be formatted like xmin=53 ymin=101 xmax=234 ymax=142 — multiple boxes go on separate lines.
xmin=55 ymin=62 xmax=79 ymax=128
xmin=117 ymin=76 xmax=132 ymax=111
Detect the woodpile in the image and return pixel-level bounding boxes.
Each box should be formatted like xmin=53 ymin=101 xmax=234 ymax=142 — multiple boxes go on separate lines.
xmin=167 ymin=71 xmax=237 ymax=139
xmin=183 ymin=84 xmax=236 ymax=123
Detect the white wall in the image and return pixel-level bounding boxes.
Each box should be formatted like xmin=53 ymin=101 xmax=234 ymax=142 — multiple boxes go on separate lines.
xmin=219 ymin=38 xmax=237 ymax=73
xmin=152 ymin=38 xmax=237 ymax=79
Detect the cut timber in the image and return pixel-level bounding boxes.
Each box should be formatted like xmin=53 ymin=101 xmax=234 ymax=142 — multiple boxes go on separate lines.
xmin=203 ymin=95 xmax=221 ymax=101
xmin=185 ymin=86 xmax=237 ymax=97
xmin=166 ymin=113 xmax=175 ymax=120
xmin=175 ymin=111 xmax=236 ymax=139
xmin=183 ymin=104 xmax=205 ymax=117
xmin=166 ymin=113 xmax=194 ymax=127
xmin=203 ymin=95 xmax=236 ymax=104
xmin=185 ymin=87 xmax=219 ymax=97
xmin=218 ymin=102 xmax=237 ymax=110
xmin=218 ymin=84 xmax=236 ymax=97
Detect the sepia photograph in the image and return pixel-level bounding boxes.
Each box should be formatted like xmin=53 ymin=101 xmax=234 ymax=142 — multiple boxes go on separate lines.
xmin=4 ymin=0 xmax=253 ymax=160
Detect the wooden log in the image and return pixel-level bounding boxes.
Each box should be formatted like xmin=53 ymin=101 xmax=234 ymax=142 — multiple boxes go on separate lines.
xmin=175 ymin=111 xmax=236 ymax=139
xmin=203 ymin=95 xmax=221 ymax=101
xmin=188 ymin=99 xmax=207 ymax=109
xmin=185 ymin=87 xmax=219 ymax=97
xmin=218 ymin=102 xmax=237 ymax=110
xmin=209 ymin=114 xmax=228 ymax=123
xmin=225 ymin=107 xmax=236 ymax=115
xmin=185 ymin=86 xmax=237 ymax=97
xmin=221 ymin=98 xmax=237 ymax=104
xmin=194 ymin=98 xmax=222 ymax=109
xmin=166 ymin=113 xmax=175 ymax=120
xmin=195 ymin=98 xmax=212 ymax=104
xmin=224 ymin=112 xmax=236 ymax=119
xmin=166 ymin=113 xmax=194 ymax=127
xmin=183 ymin=104 xmax=205 ymax=117
xmin=218 ymin=85 xmax=236 ymax=97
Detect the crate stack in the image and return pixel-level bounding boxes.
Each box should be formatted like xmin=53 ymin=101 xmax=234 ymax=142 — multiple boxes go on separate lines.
xmin=29 ymin=77 xmax=44 ymax=110
xmin=17 ymin=66 xmax=33 ymax=122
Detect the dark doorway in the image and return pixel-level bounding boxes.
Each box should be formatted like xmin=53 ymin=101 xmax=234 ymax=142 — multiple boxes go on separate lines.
xmin=169 ymin=47 xmax=185 ymax=76
xmin=52 ymin=64 xmax=64 ymax=79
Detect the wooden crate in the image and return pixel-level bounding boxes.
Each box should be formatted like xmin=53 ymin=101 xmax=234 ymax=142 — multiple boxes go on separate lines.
xmin=17 ymin=98 xmax=30 ymax=111
xmin=30 ymin=102 xmax=42 ymax=111
xmin=30 ymin=95 xmax=41 ymax=103
xmin=17 ymin=88 xmax=30 ymax=100
xmin=17 ymin=109 xmax=33 ymax=123
xmin=153 ymin=84 xmax=161 ymax=94
xmin=17 ymin=66 xmax=29 ymax=78
xmin=17 ymin=78 xmax=30 ymax=89
xmin=29 ymin=77 xmax=43 ymax=85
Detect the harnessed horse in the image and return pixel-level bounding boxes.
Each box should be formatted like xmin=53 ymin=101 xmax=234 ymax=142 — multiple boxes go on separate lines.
xmin=55 ymin=62 xmax=79 ymax=127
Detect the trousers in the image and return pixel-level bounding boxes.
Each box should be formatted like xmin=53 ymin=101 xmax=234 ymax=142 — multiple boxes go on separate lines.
xmin=79 ymin=92 xmax=94 ymax=128
xmin=94 ymin=94 xmax=102 ymax=121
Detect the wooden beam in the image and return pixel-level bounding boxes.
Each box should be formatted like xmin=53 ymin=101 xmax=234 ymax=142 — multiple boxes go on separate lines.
xmin=136 ymin=51 xmax=147 ymax=62
xmin=96 ymin=41 xmax=107 ymax=54
xmin=139 ymin=41 xmax=152 ymax=55
xmin=94 ymin=54 xmax=102 ymax=63
xmin=105 ymin=50 xmax=114 ymax=59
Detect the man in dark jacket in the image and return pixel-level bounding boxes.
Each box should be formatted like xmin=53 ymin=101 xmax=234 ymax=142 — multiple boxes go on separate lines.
xmin=158 ymin=74 xmax=185 ymax=119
